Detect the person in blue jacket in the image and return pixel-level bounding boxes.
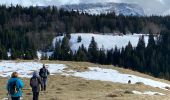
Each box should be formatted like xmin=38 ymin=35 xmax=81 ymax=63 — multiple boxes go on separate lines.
xmin=7 ymin=72 xmax=24 ymax=100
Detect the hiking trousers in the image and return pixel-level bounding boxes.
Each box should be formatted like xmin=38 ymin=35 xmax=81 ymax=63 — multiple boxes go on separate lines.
xmin=41 ymin=77 xmax=47 ymax=91
xmin=11 ymin=97 xmax=20 ymax=100
xmin=33 ymin=92 xmax=39 ymax=100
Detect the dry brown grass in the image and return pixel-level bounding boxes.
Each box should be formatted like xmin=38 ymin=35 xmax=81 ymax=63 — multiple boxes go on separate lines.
xmin=0 ymin=60 xmax=170 ymax=100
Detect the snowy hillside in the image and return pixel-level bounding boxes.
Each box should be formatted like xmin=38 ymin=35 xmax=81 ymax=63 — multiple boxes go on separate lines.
xmin=0 ymin=61 xmax=66 ymax=78
xmin=61 ymin=3 xmax=145 ymax=16
xmin=0 ymin=61 xmax=170 ymax=92
xmin=53 ymin=33 xmax=149 ymax=52
xmin=72 ymin=67 xmax=170 ymax=90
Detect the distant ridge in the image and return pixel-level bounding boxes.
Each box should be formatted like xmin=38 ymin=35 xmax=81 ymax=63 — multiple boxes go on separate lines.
xmin=60 ymin=2 xmax=145 ymax=16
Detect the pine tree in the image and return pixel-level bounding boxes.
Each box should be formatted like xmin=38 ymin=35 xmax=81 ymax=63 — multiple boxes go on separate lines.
xmin=146 ymin=33 xmax=156 ymax=72
xmin=11 ymin=48 xmax=17 ymax=60
xmin=124 ymin=41 xmax=133 ymax=68
xmin=98 ymin=46 xmax=106 ymax=64
xmin=61 ymin=36 xmax=72 ymax=60
xmin=135 ymin=35 xmax=146 ymax=72
xmin=77 ymin=36 xmax=82 ymax=43
xmin=53 ymin=41 xmax=62 ymax=60
xmin=75 ymin=46 xmax=87 ymax=61
xmin=112 ymin=46 xmax=120 ymax=66
xmin=106 ymin=49 xmax=113 ymax=64
xmin=88 ymin=37 xmax=99 ymax=63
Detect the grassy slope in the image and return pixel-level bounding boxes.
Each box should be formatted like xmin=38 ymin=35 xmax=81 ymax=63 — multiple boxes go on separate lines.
xmin=0 ymin=60 xmax=170 ymax=100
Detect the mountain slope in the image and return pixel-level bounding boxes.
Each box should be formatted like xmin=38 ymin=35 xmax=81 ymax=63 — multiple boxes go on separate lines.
xmin=61 ymin=3 xmax=145 ymax=16
xmin=1 ymin=61 xmax=170 ymax=100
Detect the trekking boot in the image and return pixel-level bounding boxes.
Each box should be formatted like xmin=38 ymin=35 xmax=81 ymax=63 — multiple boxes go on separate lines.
xmin=41 ymin=86 xmax=44 ymax=91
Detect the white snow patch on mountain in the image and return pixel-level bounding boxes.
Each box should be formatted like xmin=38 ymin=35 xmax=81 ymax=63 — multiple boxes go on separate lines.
xmin=61 ymin=3 xmax=145 ymax=16
xmin=37 ymin=51 xmax=53 ymax=60
xmin=72 ymin=67 xmax=170 ymax=90
xmin=78 ymin=6 xmax=113 ymax=15
xmin=53 ymin=33 xmax=149 ymax=52
xmin=0 ymin=61 xmax=66 ymax=78
xmin=132 ymin=90 xmax=165 ymax=95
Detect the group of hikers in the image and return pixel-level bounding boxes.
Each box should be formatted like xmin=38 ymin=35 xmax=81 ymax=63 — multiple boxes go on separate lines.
xmin=6 ymin=64 xmax=50 ymax=100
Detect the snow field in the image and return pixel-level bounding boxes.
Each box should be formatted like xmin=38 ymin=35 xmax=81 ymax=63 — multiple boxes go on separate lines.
xmin=0 ymin=61 xmax=66 ymax=78
xmin=53 ymin=33 xmax=149 ymax=52
xmin=71 ymin=67 xmax=170 ymax=90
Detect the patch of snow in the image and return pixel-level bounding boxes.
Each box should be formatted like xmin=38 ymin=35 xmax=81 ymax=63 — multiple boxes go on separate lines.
xmin=132 ymin=90 xmax=165 ymax=96
xmin=132 ymin=90 xmax=142 ymax=95
xmin=80 ymin=6 xmax=113 ymax=15
xmin=37 ymin=51 xmax=54 ymax=60
xmin=7 ymin=49 xmax=12 ymax=57
xmin=71 ymin=67 xmax=170 ymax=90
xmin=37 ymin=51 xmax=42 ymax=60
xmin=0 ymin=61 xmax=66 ymax=78
xmin=53 ymin=33 xmax=149 ymax=52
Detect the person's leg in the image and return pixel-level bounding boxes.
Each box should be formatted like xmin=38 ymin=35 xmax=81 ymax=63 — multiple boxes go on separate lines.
xmin=44 ymin=78 xmax=47 ymax=91
xmin=41 ymin=78 xmax=45 ymax=90
xmin=11 ymin=97 xmax=20 ymax=100
xmin=33 ymin=92 xmax=39 ymax=100
xmin=33 ymin=92 xmax=36 ymax=100
xmin=36 ymin=92 xmax=39 ymax=100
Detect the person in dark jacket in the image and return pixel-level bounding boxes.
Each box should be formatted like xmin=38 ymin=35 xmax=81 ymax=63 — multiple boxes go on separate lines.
xmin=39 ymin=64 xmax=50 ymax=91
xmin=7 ymin=72 xmax=24 ymax=100
xmin=30 ymin=71 xmax=42 ymax=100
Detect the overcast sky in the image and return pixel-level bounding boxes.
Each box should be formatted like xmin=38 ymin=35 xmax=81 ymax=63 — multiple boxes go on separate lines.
xmin=0 ymin=0 xmax=169 ymax=15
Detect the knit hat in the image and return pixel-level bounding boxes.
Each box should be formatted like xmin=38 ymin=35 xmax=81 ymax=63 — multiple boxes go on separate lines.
xmin=32 ymin=71 xmax=39 ymax=77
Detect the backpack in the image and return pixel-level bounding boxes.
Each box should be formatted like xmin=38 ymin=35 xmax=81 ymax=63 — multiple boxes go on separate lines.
xmin=30 ymin=77 xmax=39 ymax=87
xmin=40 ymin=68 xmax=48 ymax=78
xmin=8 ymin=80 xmax=18 ymax=95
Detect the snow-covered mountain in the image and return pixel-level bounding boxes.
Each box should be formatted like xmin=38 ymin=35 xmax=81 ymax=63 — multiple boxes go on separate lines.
xmin=0 ymin=1 xmax=144 ymax=16
xmin=61 ymin=3 xmax=145 ymax=16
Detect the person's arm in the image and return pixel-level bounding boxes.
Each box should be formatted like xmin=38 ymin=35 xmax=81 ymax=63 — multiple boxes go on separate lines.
xmin=18 ymin=79 xmax=24 ymax=89
xmin=39 ymin=69 xmax=42 ymax=77
xmin=30 ymin=78 xmax=32 ymax=87
xmin=38 ymin=77 xmax=43 ymax=90
xmin=6 ymin=80 xmax=10 ymax=91
xmin=47 ymin=69 xmax=50 ymax=75
xmin=38 ymin=77 xmax=42 ymax=84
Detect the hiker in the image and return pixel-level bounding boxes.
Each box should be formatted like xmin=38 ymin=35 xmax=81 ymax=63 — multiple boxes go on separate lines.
xmin=7 ymin=72 xmax=24 ymax=100
xmin=30 ymin=71 xmax=42 ymax=100
xmin=39 ymin=64 xmax=50 ymax=91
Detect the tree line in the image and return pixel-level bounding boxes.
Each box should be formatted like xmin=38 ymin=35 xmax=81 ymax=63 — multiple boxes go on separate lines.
xmin=0 ymin=5 xmax=170 ymax=57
